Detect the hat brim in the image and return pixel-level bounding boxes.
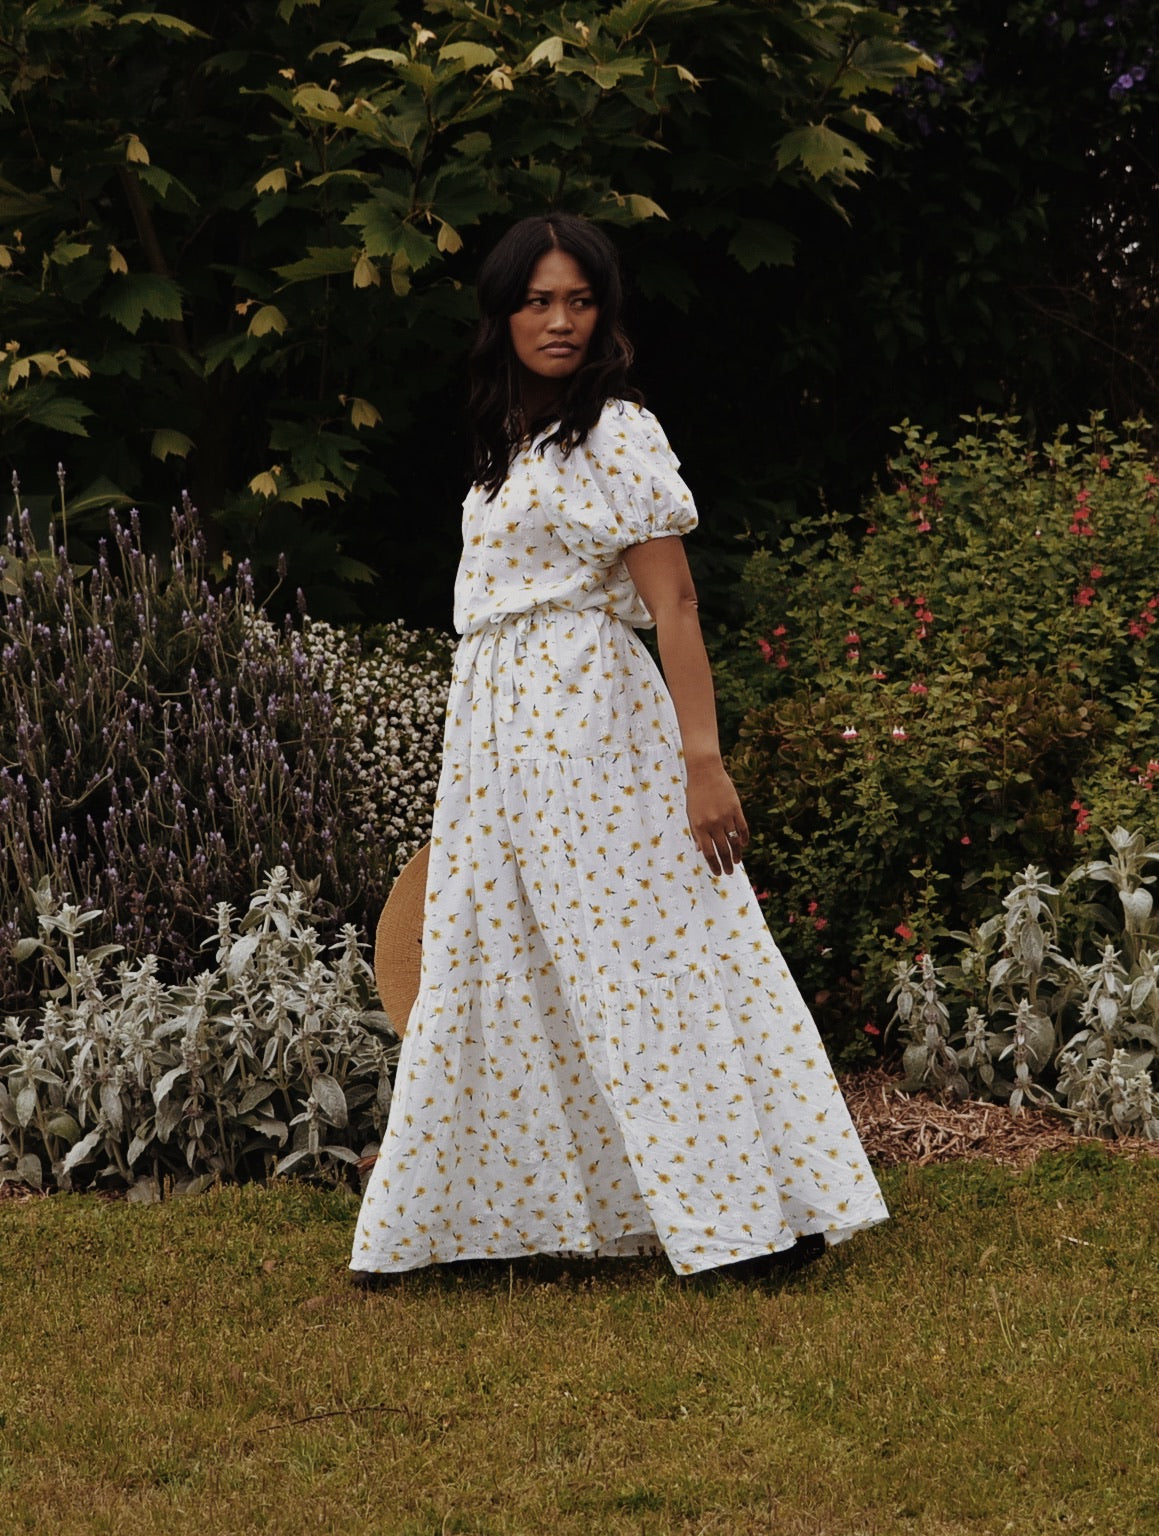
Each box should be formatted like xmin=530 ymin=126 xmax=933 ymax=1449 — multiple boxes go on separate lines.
xmin=373 ymin=841 xmax=430 ymax=1035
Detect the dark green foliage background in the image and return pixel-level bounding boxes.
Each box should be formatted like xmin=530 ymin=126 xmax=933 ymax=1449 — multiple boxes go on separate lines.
xmin=3 ymin=0 xmax=1155 ymax=630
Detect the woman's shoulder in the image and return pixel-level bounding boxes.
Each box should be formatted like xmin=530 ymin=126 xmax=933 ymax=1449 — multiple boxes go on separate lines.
xmin=583 ymin=398 xmax=675 ymax=462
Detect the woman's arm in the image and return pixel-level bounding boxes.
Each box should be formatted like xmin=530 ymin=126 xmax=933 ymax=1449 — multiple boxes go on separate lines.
xmin=622 ymin=535 xmax=749 ymax=876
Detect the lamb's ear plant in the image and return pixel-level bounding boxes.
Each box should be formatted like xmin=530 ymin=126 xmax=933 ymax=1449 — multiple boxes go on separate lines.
xmin=0 ymin=868 xmax=399 ymax=1197
xmin=884 ymin=826 xmax=1159 ymax=1141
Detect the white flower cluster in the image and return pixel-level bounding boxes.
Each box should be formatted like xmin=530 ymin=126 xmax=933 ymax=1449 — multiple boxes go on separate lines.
xmin=300 ymin=618 xmax=451 ymax=862
xmin=244 ymin=611 xmax=451 ymax=867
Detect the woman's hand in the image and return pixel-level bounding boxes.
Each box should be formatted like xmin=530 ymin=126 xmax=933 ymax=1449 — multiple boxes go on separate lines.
xmin=686 ymin=760 xmax=750 ymax=877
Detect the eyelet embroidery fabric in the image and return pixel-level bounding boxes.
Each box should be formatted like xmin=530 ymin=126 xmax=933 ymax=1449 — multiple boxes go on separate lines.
xmin=351 ymin=400 xmax=888 ymax=1275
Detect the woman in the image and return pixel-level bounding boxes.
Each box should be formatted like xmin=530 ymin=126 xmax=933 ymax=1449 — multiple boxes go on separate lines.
xmin=351 ymin=214 xmax=887 ymax=1278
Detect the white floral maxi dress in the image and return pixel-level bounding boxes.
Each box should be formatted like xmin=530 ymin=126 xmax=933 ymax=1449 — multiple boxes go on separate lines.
xmin=351 ymin=400 xmax=888 ymax=1276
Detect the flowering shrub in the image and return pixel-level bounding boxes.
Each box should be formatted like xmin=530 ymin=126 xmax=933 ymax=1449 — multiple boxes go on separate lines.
xmin=0 ymin=868 xmax=398 ymax=1196
xmin=714 ymin=416 xmax=1159 ymax=1057
xmin=0 ymin=504 xmax=450 ymax=1014
xmin=887 ymin=827 xmax=1159 ymax=1140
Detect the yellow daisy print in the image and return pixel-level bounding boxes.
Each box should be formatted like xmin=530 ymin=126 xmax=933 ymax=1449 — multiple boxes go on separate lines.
xmin=351 ymin=400 xmax=888 ymax=1276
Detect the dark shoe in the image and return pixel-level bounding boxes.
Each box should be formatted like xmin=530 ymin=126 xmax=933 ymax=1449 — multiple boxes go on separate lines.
xmin=350 ymin=1269 xmax=397 ymax=1292
xmin=731 ymin=1232 xmax=828 ymax=1280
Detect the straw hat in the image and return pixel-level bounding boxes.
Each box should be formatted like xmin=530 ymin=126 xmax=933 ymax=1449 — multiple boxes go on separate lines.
xmin=373 ymin=842 xmax=430 ymax=1035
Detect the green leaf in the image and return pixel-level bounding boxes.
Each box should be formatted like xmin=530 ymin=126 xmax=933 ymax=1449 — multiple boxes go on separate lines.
xmin=25 ymin=395 xmax=93 ymax=436
xmin=728 ymin=219 xmax=796 ymax=271
xmin=117 ymin=11 xmax=209 ymax=38
xmin=273 ymin=246 xmax=356 ymax=284
xmin=523 ymin=36 xmax=565 ymax=69
xmin=47 ymin=241 xmax=91 ymax=267
xmin=99 ymin=273 xmax=184 ymax=334
xmin=341 ymin=47 xmax=407 ymax=67
xmin=247 ymin=304 xmax=289 ymax=338
xmin=293 ymin=83 xmax=343 ymax=113
xmin=280 ymin=479 xmax=344 ymax=506
xmin=438 ymin=42 xmax=498 ymax=71
xmin=775 ymin=124 xmax=870 ymax=182
xmin=135 ymin=164 xmax=198 ymax=208
xmin=558 ymin=57 xmax=647 ymax=89
xmin=151 ymin=428 xmax=194 ymax=461
xmin=0 ymin=177 xmax=48 ymax=220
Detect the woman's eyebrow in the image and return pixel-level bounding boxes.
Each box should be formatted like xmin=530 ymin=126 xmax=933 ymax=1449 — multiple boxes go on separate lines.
xmin=525 ymin=284 xmax=595 ymax=296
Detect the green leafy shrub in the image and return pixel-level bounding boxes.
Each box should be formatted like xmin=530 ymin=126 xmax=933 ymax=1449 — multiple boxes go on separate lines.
xmin=715 ymin=416 xmax=1159 ymax=1056
xmin=0 ymin=868 xmax=398 ymax=1197
xmin=889 ymin=827 xmax=1159 ymax=1139
xmin=0 ymin=503 xmax=451 ymax=1015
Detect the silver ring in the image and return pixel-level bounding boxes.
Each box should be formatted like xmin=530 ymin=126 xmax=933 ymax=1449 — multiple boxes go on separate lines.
xmin=726 ymin=831 xmax=739 ymax=842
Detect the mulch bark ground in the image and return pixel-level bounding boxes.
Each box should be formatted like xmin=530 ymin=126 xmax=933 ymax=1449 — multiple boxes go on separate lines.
xmin=845 ymin=1066 xmax=1159 ymax=1170
xmin=4 ymin=1068 xmax=1158 ymax=1203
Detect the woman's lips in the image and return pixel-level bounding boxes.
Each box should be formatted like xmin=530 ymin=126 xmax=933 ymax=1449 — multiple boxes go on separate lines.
xmin=542 ymin=343 xmax=576 ymax=354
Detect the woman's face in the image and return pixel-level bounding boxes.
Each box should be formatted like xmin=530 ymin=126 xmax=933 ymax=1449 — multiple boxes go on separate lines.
xmin=508 ymin=249 xmax=599 ymax=389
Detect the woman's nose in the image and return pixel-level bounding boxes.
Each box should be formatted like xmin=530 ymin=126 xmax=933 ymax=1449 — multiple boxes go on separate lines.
xmin=546 ymin=304 xmax=574 ymax=331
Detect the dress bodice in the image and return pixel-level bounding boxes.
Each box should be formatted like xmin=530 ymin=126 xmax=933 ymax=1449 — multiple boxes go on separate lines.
xmin=453 ymin=399 xmax=698 ymax=636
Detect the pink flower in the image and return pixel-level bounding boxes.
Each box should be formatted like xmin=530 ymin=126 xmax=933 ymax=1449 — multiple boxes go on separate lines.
xmin=909 ymin=681 xmax=928 ymax=696
xmin=806 ymin=901 xmax=819 ymax=915
xmin=863 ymin=1022 xmax=881 ymax=1037
xmin=1072 ymin=797 xmax=1091 ymax=836
xmin=814 ymin=916 xmax=828 ymax=931
xmin=752 ymin=889 xmax=770 ymax=902
xmin=871 ymin=669 xmax=887 ymax=680
xmin=894 ymin=922 xmax=914 ymax=941
xmin=845 ymin=632 xmax=861 ymax=646
xmin=1098 ymin=455 xmax=1110 ymax=471
xmin=892 ymin=726 xmax=907 ymax=740
xmin=842 ymin=726 xmax=858 ymax=741
xmin=961 ymin=835 xmax=971 ymax=845
xmin=1074 ymin=586 xmax=1095 ymax=607
xmin=772 ymin=624 xmax=788 ymax=637
xmin=865 ymin=525 xmax=877 ymax=536
xmin=757 ymin=637 xmax=774 ymax=662
xmin=916 ymin=520 xmax=931 ymax=534
xmin=1089 ymin=567 xmax=1103 ymax=581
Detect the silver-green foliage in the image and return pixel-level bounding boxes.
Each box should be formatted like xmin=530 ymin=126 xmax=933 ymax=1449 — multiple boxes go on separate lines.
xmin=0 ymin=868 xmax=398 ymax=1198
xmin=888 ymin=827 xmax=1159 ymax=1137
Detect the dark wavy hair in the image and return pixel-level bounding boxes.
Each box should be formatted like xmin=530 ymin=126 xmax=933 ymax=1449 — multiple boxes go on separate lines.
xmin=468 ymin=213 xmax=642 ymax=497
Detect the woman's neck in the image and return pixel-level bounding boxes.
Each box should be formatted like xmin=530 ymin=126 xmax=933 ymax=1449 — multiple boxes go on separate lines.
xmin=518 ymin=371 xmax=565 ymax=426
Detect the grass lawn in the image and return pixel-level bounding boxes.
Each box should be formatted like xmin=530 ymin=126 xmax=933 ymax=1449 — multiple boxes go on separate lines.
xmin=2 ymin=1147 xmax=1157 ymax=1536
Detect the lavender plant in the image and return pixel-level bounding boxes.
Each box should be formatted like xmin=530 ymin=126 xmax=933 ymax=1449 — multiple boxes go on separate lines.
xmin=0 ymin=501 xmax=450 ymax=1014
xmin=0 ymin=868 xmax=398 ymax=1196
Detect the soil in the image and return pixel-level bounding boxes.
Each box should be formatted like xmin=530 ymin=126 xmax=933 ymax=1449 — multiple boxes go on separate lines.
xmin=844 ymin=1067 xmax=1159 ymax=1170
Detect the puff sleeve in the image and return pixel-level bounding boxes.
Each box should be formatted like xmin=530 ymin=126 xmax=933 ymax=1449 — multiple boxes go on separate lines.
xmin=554 ymin=401 xmax=698 ymax=566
